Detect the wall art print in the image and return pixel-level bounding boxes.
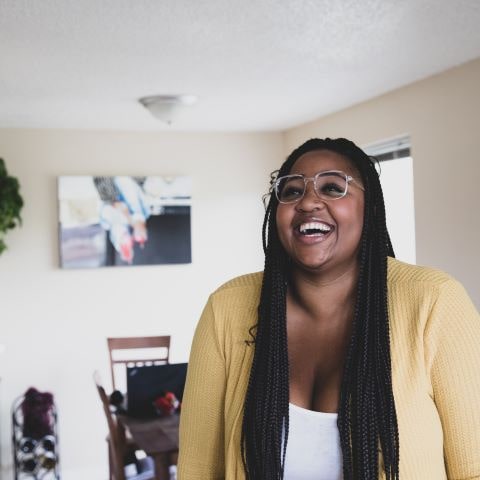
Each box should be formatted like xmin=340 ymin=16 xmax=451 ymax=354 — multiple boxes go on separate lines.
xmin=58 ymin=175 xmax=191 ymax=268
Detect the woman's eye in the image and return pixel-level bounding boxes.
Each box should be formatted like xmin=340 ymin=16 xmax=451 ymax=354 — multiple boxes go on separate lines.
xmin=320 ymin=182 xmax=344 ymax=196
xmin=283 ymin=186 xmax=303 ymax=198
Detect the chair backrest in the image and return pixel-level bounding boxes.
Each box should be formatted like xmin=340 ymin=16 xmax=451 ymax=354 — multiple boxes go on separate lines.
xmin=93 ymin=371 xmax=127 ymax=480
xmin=107 ymin=336 xmax=171 ymax=391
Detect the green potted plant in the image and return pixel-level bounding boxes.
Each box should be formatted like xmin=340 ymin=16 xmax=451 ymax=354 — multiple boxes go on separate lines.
xmin=0 ymin=158 xmax=24 ymax=255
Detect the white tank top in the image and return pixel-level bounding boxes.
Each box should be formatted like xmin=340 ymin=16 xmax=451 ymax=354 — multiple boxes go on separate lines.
xmin=283 ymin=403 xmax=343 ymax=480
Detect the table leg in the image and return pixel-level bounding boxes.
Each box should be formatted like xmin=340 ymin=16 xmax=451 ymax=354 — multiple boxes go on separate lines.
xmin=153 ymin=452 xmax=170 ymax=480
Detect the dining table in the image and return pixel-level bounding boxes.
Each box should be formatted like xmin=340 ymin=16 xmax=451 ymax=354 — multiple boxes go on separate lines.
xmin=118 ymin=413 xmax=179 ymax=480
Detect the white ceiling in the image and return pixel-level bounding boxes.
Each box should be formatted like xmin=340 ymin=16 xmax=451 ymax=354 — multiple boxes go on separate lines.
xmin=1 ymin=0 xmax=480 ymax=132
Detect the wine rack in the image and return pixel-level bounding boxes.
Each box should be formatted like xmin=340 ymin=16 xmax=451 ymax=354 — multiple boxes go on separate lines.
xmin=11 ymin=395 xmax=60 ymax=480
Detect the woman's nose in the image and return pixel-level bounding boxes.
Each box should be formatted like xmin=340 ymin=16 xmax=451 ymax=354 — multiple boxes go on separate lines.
xmin=296 ymin=180 xmax=325 ymax=211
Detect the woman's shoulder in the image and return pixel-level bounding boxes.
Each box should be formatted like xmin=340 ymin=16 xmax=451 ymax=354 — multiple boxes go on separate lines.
xmin=213 ymin=271 xmax=263 ymax=294
xmin=387 ymin=256 xmax=455 ymax=289
xmin=209 ymin=271 xmax=263 ymax=307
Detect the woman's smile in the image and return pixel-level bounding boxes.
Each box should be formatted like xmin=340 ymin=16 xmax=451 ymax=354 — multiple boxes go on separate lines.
xmin=293 ymin=216 xmax=335 ymax=244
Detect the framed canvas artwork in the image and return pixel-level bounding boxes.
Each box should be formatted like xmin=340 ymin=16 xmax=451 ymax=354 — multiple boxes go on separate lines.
xmin=58 ymin=175 xmax=191 ymax=268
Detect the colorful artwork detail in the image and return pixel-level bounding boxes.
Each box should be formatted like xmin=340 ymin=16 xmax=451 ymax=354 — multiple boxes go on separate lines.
xmin=58 ymin=175 xmax=191 ymax=268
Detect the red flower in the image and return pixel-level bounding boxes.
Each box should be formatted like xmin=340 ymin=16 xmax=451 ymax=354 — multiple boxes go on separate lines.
xmin=153 ymin=391 xmax=180 ymax=416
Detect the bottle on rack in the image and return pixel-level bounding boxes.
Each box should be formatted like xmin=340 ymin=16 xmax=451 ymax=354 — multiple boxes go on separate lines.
xmin=40 ymin=435 xmax=56 ymax=452
xmin=19 ymin=437 xmax=37 ymax=453
xmin=39 ymin=451 xmax=57 ymax=470
xmin=18 ymin=453 xmax=38 ymax=473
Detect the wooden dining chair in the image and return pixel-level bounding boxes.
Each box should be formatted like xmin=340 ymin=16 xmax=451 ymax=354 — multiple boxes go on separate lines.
xmin=93 ymin=371 xmax=155 ymax=480
xmin=107 ymin=336 xmax=171 ymax=391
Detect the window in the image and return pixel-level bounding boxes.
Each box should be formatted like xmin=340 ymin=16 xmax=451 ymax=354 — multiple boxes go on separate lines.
xmin=364 ymin=136 xmax=416 ymax=264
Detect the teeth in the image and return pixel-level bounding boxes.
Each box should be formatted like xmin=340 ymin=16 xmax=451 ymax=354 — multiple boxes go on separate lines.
xmin=299 ymin=222 xmax=331 ymax=234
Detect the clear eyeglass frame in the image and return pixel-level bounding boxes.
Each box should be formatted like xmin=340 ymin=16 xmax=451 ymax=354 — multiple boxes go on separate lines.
xmin=274 ymin=169 xmax=364 ymax=204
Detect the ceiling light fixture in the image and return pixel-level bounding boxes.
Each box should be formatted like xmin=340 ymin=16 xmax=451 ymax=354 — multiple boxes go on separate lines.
xmin=139 ymin=94 xmax=197 ymax=125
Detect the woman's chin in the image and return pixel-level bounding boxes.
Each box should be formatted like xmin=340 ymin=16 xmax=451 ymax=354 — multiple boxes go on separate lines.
xmin=291 ymin=256 xmax=331 ymax=273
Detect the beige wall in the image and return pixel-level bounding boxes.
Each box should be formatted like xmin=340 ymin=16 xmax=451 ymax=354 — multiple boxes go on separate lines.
xmin=285 ymin=58 xmax=480 ymax=308
xmin=0 ymin=129 xmax=283 ymax=479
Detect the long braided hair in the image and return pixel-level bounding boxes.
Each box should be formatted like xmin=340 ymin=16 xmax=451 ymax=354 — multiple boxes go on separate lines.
xmin=241 ymin=138 xmax=399 ymax=479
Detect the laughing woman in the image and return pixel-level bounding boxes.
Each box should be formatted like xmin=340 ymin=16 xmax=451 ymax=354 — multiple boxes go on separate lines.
xmin=178 ymin=138 xmax=480 ymax=480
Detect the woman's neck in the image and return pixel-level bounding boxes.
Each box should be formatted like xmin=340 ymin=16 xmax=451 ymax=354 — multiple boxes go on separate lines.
xmin=288 ymin=263 xmax=359 ymax=320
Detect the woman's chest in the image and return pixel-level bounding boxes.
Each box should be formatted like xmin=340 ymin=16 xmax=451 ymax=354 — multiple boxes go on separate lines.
xmin=287 ymin=317 xmax=351 ymax=412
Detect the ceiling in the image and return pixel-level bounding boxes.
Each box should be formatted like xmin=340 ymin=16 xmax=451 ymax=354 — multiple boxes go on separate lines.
xmin=1 ymin=0 xmax=480 ymax=132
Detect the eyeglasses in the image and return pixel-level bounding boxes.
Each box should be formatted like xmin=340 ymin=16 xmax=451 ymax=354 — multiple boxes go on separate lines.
xmin=274 ymin=170 xmax=364 ymax=204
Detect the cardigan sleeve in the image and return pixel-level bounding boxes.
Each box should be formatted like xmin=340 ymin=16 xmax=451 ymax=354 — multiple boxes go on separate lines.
xmin=424 ymin=278 xmax=480 ymax=479
xmin=178 ymin=295 xmax=226 ymax=479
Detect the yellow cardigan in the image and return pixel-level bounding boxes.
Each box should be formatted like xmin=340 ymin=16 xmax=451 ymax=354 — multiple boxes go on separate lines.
xmin=178 ymin=258 xmax=480 ymax=479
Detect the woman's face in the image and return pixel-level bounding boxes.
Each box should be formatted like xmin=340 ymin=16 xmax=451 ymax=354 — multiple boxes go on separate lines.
xmin=276 ymin=149 xmax=365 ymax=276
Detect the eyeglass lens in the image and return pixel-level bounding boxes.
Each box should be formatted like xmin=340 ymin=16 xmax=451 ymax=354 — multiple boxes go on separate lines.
xmin=276 ymin=172 xmax=347 ymax=203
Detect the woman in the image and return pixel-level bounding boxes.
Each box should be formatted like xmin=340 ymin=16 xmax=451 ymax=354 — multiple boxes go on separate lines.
xmin=178 ymin=138 xmax=480 ymax=479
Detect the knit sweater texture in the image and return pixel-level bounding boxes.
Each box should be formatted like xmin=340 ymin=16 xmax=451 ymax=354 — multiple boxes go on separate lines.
xmin=178 ymin=258 xmax=480 ymax=479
